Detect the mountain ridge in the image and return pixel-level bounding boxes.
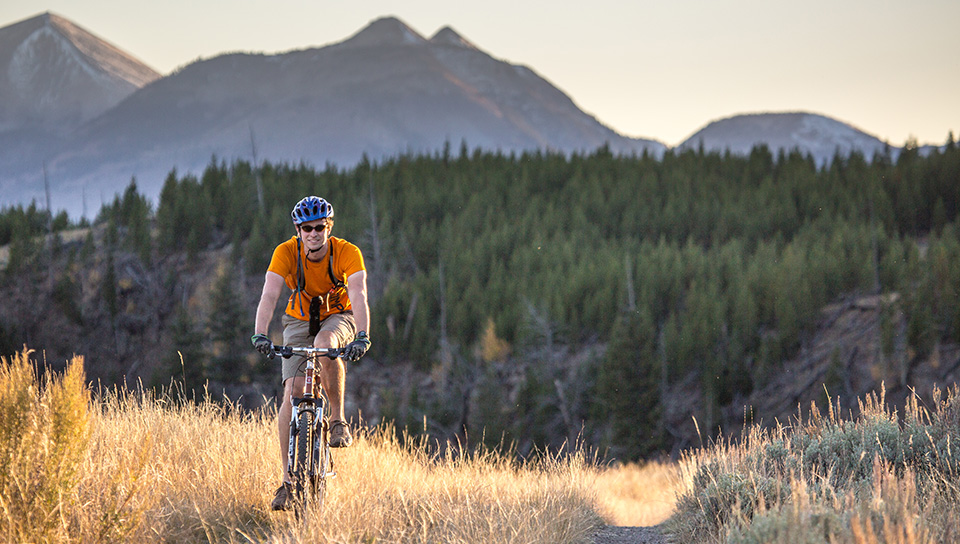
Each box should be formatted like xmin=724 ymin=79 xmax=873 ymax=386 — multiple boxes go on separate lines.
xmin=0 ymin=13 xmax=928 ymax=218
xmin=1 ymin=14 xmax=666 ymax=218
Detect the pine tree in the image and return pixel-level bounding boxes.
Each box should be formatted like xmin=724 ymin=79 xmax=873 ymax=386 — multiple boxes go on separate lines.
xmin=158 ymin=305 xmax=206 ymax=392
xmin=207 ymin=264 xmax=250 ymax=382
xmin=119 ymin=179 xmax=152 ymax=264
xmin=156 ymin=170 xmax=181 ymax=255
xmin=593 ymin=308 xmax=663 ymax=459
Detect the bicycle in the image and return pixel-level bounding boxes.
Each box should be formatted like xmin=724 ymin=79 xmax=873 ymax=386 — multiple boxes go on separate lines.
xmin=268 ymin=343 xmax=344 ymax=518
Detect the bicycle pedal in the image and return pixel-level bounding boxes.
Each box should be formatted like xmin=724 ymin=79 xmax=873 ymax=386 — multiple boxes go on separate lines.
xmin=327 ymin=471 xmax=337 ymax=479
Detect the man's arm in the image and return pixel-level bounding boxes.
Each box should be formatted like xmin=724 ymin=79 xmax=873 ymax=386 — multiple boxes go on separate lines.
xmin=346 ymin=270 xmax=370 ymax=335
xmin=255 ymin=271 xmax=285 ymax=336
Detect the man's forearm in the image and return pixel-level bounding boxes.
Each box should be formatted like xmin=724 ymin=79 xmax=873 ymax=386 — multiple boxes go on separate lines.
xmin=254 ymin=298 xmax=274 ymax=335
xmin=355 ymin=303 xmax=370 ymax=336
xmin=256 ymin=272 xmax=284 ymax=336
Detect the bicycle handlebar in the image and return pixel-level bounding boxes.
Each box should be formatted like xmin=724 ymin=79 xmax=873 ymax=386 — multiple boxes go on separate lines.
xmin=268 ymin=344 xmax=346 ymax=360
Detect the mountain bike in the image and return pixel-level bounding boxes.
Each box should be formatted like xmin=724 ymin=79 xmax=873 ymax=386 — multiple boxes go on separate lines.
xmin=268 ymin=344 xmax=343 ymax=519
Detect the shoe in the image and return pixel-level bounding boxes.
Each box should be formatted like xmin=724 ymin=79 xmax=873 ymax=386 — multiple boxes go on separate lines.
xmin=329 ymin=420 xmax=353 ymax=448
xmin=271 ymin=482 xmax=292 ymax=511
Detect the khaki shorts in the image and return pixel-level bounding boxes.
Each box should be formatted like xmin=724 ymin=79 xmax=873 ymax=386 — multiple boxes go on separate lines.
xmin=280 ymin=312 xmax=356 ymax=383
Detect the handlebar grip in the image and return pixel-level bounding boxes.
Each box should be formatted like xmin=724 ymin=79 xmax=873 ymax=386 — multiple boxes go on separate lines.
xmin=267 ymin=344 xmax=294 ymax=359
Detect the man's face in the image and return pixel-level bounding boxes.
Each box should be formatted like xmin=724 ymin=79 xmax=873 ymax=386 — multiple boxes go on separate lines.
xmin=298 ymin=219 xmax=330 ymax=251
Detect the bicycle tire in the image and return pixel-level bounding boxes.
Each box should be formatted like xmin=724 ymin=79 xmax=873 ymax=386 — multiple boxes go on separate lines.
xmin=311 ymin=417 xmax=330 ymax=510
xmin=292 ymin=409 xmax=314 ymax=519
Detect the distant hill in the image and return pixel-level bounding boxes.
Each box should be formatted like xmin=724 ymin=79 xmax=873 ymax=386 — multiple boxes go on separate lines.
xmin=0 ymin=15 xmax=664 ymax=218
xmin=677 ymin=112 xmax=896 ymax=166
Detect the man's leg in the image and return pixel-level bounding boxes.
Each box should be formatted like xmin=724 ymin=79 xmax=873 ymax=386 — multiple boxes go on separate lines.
xmin=313 ymin=330 xmax=346 ymax=422
xmin=313 ymin=329 xmax=352 ymax=447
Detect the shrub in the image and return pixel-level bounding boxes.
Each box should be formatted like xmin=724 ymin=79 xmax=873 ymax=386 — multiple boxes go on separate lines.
xmin=668 ymin=385 xmax=960 ymax=542
xmin=0 ymin=349 xmax=90 ymax=542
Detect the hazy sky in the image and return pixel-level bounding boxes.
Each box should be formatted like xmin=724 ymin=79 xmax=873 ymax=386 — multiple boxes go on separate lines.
xmin=2 ymin=1 xmax=957 ymax=147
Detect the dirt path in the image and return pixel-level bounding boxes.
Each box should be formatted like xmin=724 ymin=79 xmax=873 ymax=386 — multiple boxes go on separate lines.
xmin=591 ymin=525 xmax=667 ymax=544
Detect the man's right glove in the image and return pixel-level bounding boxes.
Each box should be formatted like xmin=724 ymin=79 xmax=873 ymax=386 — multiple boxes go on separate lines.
xmin=343 ymin=331 xmax=371 ymax=362
xmin=251 ymin=333 xmax=272 ymax=355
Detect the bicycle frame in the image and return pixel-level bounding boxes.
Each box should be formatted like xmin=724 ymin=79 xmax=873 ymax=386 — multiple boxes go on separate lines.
xmin=271 ymin=344 xmax=344 ymax=518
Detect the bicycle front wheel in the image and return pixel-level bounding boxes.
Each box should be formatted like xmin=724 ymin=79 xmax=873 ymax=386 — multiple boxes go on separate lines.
xmin=291 ymin=409 xmax=314 ymax=519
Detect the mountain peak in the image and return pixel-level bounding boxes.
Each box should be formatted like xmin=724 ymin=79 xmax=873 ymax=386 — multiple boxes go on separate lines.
xmin=430 ymin=26 xmax=476 ymax=49
xmin=0 ymin=11 xmax=160 ymax=130
xmin=341 ymin=17 xmax=426 ymax=48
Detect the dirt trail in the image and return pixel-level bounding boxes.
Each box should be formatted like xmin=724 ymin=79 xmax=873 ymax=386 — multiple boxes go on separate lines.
xmin=592 ymin=525 xmax=667 ymax=544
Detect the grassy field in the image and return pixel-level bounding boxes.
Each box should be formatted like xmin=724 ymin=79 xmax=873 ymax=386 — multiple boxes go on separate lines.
xmin=13 ymin=345 xmax=951 ymax=543
xmin=0 ymin=349 xmax=681 ymax=543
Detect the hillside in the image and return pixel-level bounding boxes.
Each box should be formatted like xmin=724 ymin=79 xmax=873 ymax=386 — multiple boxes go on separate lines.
xmin=2 ymin=142 xmax=958 ymax=461
xmin=4 ymin=211 xmax=958 ymax=462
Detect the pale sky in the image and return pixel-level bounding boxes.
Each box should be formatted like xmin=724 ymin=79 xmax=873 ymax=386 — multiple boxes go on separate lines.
xmin=2 ymin=0 xmax=958 ymax=147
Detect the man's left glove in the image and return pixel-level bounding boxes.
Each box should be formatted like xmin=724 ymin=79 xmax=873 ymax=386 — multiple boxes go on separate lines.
xmin=344 ymin=331 xmax=371 ymax=362
xmin=251 ymin=333 xmax=272 ymax=355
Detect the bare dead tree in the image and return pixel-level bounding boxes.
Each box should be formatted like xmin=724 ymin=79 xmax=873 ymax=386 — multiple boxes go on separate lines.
xmin=624 ymin=253 xmax=636 ymax=312
xmin=249 ymin=124 xmax=264 ymax=214
xmin=367 ymin=171 xmax=385 ymax=302
xmin=438 ymin=256 xmax=451 ymax=368
xmin=43 ymin=162 xmax=51 ymax=233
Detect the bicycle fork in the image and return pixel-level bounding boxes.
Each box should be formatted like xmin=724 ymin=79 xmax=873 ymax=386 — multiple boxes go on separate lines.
xmin=286 ymin=399 xmax=299 ymax=480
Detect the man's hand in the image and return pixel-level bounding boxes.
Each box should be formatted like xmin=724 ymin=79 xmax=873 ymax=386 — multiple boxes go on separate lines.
xmin=344 ymin=331 xmax=371 ymax=362
xmin=251 ymin=333 xmax=272 ymax=355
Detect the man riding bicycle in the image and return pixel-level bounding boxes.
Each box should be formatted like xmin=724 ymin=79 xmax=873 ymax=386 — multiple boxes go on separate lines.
xmin=251 ymin=196 xmax=372 ymax=511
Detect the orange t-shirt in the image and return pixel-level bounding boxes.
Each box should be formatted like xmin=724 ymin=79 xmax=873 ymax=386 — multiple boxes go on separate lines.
xmin=267 ymin=236 xmax=365 ymax=321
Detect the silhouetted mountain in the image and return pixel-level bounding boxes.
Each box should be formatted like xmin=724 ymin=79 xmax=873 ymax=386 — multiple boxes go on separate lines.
xmin=677 ymin=112 xmax=895 ymax=166
xmin=0 ymin=15 xmax=664 ymax=218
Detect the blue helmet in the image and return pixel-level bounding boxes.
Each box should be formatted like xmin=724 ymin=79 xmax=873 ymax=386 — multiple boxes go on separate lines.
xmin=291 ymin=196 xmax=334 ymax=225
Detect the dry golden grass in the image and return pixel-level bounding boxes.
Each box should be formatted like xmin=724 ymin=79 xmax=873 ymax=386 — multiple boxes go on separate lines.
xmin=81 ymin=391 xmax=608 ymax=543
xmin=592 ymin=460 xmax=684 ymax=527
xmin=8 ymin=348 xmax=663 ymax=543
xmin=309 ymin=431 xmax=603 ymax=543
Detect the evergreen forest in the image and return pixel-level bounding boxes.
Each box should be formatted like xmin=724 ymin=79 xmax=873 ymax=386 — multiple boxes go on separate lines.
xmin=2 ymin=138 xmax=959 ymax=461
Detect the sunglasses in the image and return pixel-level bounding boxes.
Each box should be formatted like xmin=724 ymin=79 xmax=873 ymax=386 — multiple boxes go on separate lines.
xmin=299 ymin=223 xmax=329 ymax=233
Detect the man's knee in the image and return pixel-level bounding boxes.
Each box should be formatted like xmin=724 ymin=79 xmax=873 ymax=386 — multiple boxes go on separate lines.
xmin=314 ymin=330 xmax=338 ymax=348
